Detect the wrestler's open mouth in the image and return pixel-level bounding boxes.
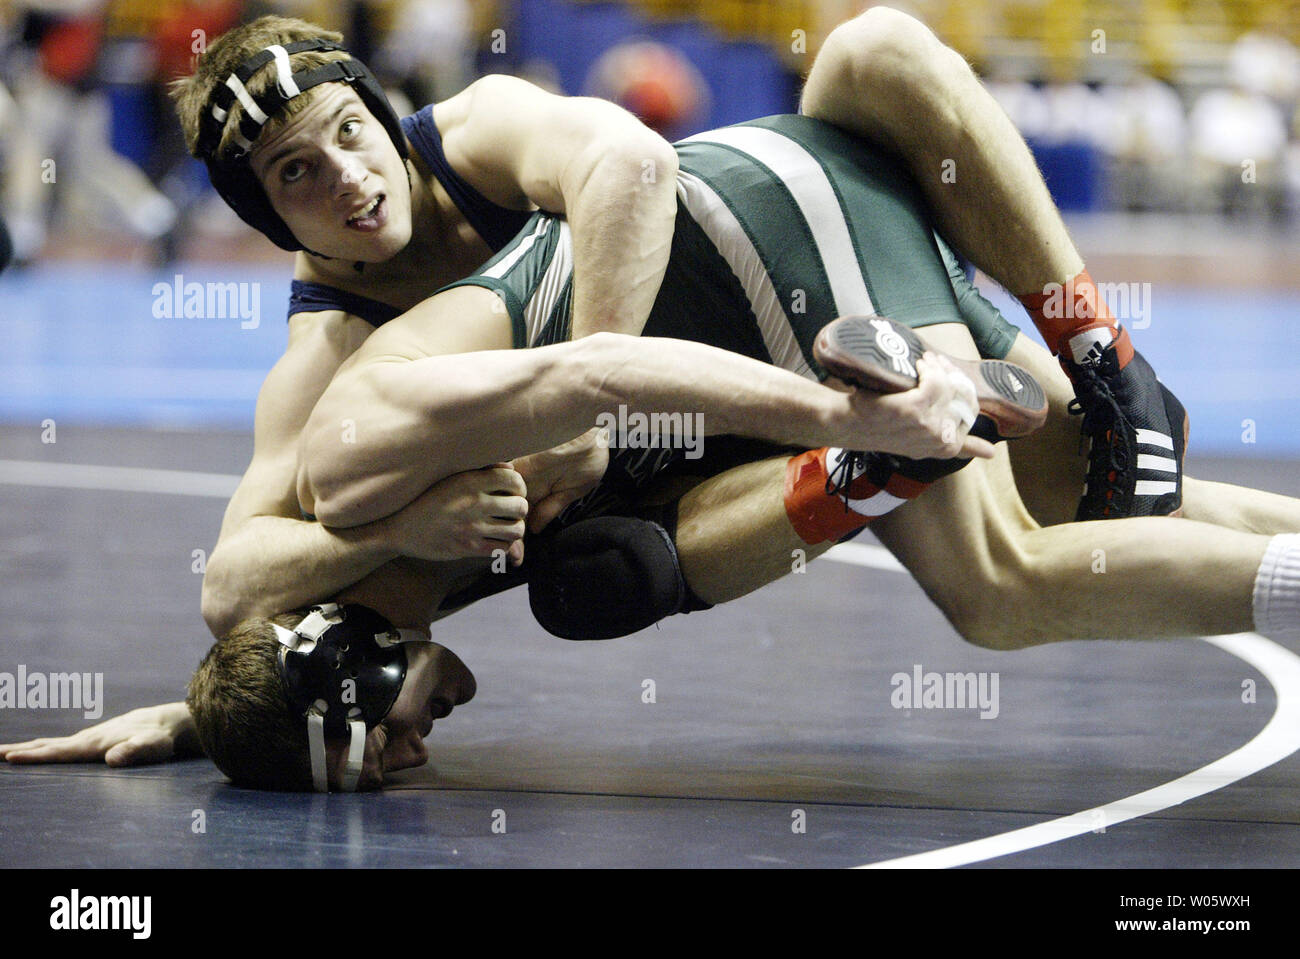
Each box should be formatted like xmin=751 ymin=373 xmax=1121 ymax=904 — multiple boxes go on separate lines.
xmin=346 ymin=194 xmax=386 ymax=230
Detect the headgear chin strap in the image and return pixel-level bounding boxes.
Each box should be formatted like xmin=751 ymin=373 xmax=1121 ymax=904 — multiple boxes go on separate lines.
xmin=273 ymin=603 xmax=431 ymax=792
xmin=194 ymin=38 xmax=409 ymax=251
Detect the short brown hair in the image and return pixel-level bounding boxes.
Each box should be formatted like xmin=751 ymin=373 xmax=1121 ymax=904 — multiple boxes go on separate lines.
xmin=169 ymin=15 xmax=350 ymax=160
xmin=187 ymin=611 xmax=315 ymax=791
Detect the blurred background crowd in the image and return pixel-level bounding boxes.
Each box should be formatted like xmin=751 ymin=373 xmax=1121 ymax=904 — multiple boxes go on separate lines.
xmin=1 ymin=0 xmax=1298 ymax=266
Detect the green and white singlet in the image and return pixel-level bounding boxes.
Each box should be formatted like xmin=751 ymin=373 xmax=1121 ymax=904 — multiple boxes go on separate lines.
xmin=444 ymin=113 xmax=1019 ymax=370
xmin=442 ymin=114 xmax=1022 ymax=512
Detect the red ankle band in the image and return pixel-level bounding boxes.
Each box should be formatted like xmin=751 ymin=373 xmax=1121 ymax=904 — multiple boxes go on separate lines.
xmin=1017 ymin=269 xmax=1118 ymax=354
xmin=783 ymin=449 xmax=928 ymax=545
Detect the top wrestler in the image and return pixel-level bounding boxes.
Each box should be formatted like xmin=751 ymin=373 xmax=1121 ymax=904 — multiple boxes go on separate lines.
xmin=181 ymin=9 xmax=1189 ymax=645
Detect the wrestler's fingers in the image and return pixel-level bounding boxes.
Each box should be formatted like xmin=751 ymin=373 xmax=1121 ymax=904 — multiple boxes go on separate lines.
xmin=959 ymin=434 xmax=997 ymax=460
xmin=486 ymin=494 xmax=529 ymax=521
xmin=1 ymin=737 xmax=103 ymax=763
xmin=0 ymin=738 xmax=51 ymax=759
xmin=104 ymin=734 xmax=176 ymax=767
xmin=484 ymin=465 xmax=527 ymax=497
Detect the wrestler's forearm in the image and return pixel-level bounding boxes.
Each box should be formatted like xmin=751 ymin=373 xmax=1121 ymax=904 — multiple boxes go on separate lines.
xmin=201 ymin=514 xmax=398 ymax=638
xmin=301 ymin=333 xmax=879 ymax=527
xmin=565 ymin=140 xmax=678 ymax=338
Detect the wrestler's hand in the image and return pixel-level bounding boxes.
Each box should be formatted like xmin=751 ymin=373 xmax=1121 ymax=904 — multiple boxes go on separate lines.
xmin=838 ymin=355 xmax=996 ymax=461
xmin=512 ymin=427 xmax=610 ymax=533
xmin=0 ymin=702 xmax=199 ymax=767
xmin=378 ymin=464 xmax=529 ymax=565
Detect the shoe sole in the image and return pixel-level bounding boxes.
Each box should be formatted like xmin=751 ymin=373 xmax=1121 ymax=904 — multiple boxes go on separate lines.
xmin=813 ymin=315 xmax=1048 ymax=439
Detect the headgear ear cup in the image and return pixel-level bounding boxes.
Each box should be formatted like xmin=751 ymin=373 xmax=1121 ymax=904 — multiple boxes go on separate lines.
xmin=272 ymin=603 xmax=431 ymax=791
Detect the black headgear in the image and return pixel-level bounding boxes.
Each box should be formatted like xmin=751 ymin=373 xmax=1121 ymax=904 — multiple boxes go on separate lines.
xmin=273 ymin=603 xmax=431 ymax=792
xmin=194 ymin=38 xmax=409 ymax=251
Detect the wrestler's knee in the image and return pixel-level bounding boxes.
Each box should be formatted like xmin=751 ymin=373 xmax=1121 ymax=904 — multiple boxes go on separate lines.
xmin=948 ymin=592 xmax=1039 ymax=651
xmin=940 ymin=532 xmax=1056 ymax=650
xmin=804 ymin=7 xmax=965 ymax=118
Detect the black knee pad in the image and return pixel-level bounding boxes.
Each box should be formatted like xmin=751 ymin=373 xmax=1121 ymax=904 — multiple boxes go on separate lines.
xmin=528 ymin=516 xmax=690 ymax=640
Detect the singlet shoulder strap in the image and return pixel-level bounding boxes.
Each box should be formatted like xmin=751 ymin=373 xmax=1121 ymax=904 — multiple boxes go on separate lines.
xmin=400 ymin=105 xmax=534 ymax=252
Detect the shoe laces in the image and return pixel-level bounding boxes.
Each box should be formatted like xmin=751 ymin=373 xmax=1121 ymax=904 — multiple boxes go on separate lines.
xmin=825 ymin=449 xmax=869 ymax=510
xmin=1068 ymin=364 xmax=1134 ymax=517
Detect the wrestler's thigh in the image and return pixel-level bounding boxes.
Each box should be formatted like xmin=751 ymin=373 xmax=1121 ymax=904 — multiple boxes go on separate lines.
xmin=870 ymin=444 xmax=1035 ymax=637
xmin=872 ymin=322 xmax=1039 ymax=621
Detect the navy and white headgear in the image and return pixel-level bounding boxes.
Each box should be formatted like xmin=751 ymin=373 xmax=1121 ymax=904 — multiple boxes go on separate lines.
xmin=272 ymin=603 xmax=431 ymax=792
xmin=193 ymin=38 xmax=409 ymax=251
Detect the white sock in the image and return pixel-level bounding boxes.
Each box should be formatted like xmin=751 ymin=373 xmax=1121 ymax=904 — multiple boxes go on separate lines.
xmin=1253 ymin=534 xmax=1300 ymax=643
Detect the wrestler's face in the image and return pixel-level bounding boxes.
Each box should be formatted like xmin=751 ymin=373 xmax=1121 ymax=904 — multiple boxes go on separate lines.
xmin=325 ymin=641 xmax=477 ymax=790
xmin=251 ymin=83 xmax=413 ymax=261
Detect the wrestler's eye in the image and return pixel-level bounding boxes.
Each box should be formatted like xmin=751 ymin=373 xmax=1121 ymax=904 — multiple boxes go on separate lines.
xmin=281 ymin=158 xmax=307 ymax=184
xmin=340 ymin=117 xmax=361 ymax=140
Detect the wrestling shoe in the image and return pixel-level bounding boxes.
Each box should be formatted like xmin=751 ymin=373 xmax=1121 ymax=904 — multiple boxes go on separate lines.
xmin=1060 ymin=324 xmax=1188 ymax=520
xmin=813 ymin=314 xmax=1048 ymax=439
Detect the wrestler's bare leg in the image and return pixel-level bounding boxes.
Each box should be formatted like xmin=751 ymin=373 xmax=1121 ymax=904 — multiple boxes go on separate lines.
xmin=799 ymin=7 xmax=1081 ymax=295
xmin=674 ymin=457 xmax=835 ymax=603
xmin=673 ymin=324 xmax=1276 ymax=647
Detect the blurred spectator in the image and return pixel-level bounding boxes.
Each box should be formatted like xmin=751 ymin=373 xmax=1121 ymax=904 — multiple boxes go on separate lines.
xmin=1101 ymin=75 xmax=1190 ymax=211
xmin=1189 ymin=86 xmax=1289 ymax=216
xmin=0 ymin=1 xmax=178 ymax=262
xmin=985 ymin=79 xmax=1051 ymax=141
xmin=1229 ymin=30 xmax=1300 ymax=105
xmin=583 ymin=39 xmax=709 ymax=140
xmin=374 ymin=0 xmax=475 ymax=105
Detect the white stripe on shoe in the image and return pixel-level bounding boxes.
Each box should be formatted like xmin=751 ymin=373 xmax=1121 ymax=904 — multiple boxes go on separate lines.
xmin=1136 ymin=453 xmax=1177 ymax=474
xmin=845 ymin=488 xmax=909 ymax=517
xmin=1135 ymin=429 xmax=1174 ymax=450
xmin=1135 ymin=479 xmax=1178 ymax=496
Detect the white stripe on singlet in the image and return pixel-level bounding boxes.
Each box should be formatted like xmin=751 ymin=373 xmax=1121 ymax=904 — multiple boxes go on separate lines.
xmin=523 ymin=221 xmax=573 ymax=346
xmin=483 ymin=217 xmax=550 ymax=280
xmin=679 ymin=125 xmax=876 ymax=319
xmin=675 ymin=170 xmax=814 ymax=378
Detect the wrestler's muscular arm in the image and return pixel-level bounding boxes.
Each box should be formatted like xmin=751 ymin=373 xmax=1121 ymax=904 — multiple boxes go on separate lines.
xmin=299 ymin=286 xmax=992 ymax=527
xmin=203 ymin=309 xmax=532 ymax=638
xmin=438 ymin=75 xmax=678 ymax=337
